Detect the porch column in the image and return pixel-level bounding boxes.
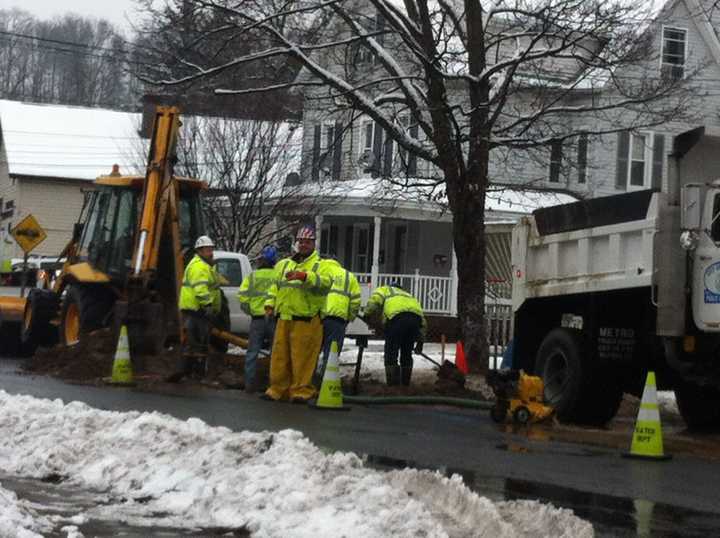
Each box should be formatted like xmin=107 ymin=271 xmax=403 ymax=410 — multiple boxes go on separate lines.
xmin=315 ymin=214 xmax=323 ymax=252
xmin=450 ymin=248 xmax=458 ymax=316
xmin=371 ymin=216 xmax=382 ymax=288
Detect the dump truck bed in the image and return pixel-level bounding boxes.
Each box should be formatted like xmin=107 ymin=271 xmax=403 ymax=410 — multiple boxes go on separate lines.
xmin=512 ymin=190 xmax=661 ymax=310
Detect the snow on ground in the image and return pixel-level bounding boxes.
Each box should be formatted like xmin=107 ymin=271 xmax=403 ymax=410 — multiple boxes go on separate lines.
xmin=0 ymin=391 xmax=593 ymax=537
xmin=0 ymin=481 xmax=52 ymax=538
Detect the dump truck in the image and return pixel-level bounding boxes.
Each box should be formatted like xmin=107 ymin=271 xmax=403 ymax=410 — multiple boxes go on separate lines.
xmin=511 ymin=126 xmax=720 ymax=429
xmin=0 ymin=106 xmax=238 ymax=358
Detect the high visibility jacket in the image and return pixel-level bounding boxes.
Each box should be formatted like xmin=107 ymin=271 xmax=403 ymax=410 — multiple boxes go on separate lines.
xmin=179 ymin=254 xmax=222 ymax=313
xmin=321 ymin=259 xmax=361 ymax=322
xmin=265 ymin=250 xmax=332 ymax=321
xmin=237 ymin=267 xmax=276 ymax=317
xmin=364 ymin=285 xmax=427 ymax=337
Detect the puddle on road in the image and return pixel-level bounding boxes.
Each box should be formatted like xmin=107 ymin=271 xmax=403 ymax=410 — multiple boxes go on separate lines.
xmin=1 ymin=475 xmax=249 ymax=537
xmin=364 ymin=454 xmax=720 ymax=537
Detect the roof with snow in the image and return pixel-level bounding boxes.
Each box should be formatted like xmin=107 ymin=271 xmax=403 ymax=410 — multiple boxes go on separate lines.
xmin=0 ymin=100 xmax=144 ymax=181
xmin=288 ymin=177 xmax=578 ymax=221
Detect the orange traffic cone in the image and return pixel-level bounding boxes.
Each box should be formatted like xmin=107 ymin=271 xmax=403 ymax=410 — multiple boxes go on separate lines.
xmin=455 ymin=341 xmax=468 ymax=375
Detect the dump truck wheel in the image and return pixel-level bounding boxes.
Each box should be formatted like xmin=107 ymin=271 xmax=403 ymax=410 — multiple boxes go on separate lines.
xmin=535 ymin=328 xmax=587 ymax=423
xmin=536 ymin=328 xmax=622 ymax=425
xmin=674 ymin=381 xmax=720 ymax=431
xmin=60 ymin=285 xmax=114 ymax=346
xmin=21 ymin=289 xmax=59 ymax=349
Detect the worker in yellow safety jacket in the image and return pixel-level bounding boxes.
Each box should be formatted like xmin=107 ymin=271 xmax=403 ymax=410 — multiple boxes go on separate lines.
xmin=313 ymin=258 xmax=362 ymax=386
xmin=363 ymin=283 xmax=426 ymax=386
xmin=171 ymin=235 xmax=222 ymax=381
xmin=261 ymin=225 xmax=332 ymax=403
xmin=237 ymin=245 xmax=278 ymax=393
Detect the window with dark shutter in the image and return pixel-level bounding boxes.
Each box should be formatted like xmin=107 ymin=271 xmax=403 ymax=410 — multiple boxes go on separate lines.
xmin=311 ymin=124 xmax=321 ymax=182
xmin=652 ymin=134 xmax=665 ymax=190
xmin=383 ymin=135 xmax=393 ymax=177
xmin=372 ymin=122 xmax=384 ymax=177
xmin=577 ymin=133 xmax=588 ymax=184
xmin=407 ymin=123 xmax=419 ymax=176
xmin=332 ymin=121 xmax=343 ymax=181
xmin=615 ymin=131 xmax=629 ymax=190
xmin=549 ymin=139 xmax=562 ymax=183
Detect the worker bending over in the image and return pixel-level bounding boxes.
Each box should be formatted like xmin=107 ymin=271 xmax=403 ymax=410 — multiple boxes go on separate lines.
xmin=237 ymin=245 xmax=278 ymax=393
xmin=175 ymin=235 xmax=222 ymax=380
xmin=363 ymin=284 xmax=426 ymax=386
xmin=263 ymin=225 xmax=331 ymax=402
xmin=314 ymin=258 xmax=361 ymax=386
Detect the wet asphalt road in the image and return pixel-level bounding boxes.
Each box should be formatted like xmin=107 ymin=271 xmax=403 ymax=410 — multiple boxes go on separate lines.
xmin=2 ymin=360 xmax=720 ymax=537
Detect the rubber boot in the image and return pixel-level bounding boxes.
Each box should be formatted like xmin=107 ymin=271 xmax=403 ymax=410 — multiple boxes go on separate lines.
xmin=400 ymin=366 xmax=413 ymax=386
xmin=385 ymin=365 xmax=401 ymax=386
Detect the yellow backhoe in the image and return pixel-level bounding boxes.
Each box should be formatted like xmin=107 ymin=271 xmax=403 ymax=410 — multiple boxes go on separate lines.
xmin=0 ymin=106 xmax=243 ymax=357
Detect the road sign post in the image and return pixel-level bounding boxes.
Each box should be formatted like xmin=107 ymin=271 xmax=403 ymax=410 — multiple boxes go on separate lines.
xmin=11 ymin=214 xmax=47 ymax=298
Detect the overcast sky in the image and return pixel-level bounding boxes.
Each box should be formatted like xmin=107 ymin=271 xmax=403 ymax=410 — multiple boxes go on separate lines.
xmin=0 ymin=0 xmax=137 ymax=33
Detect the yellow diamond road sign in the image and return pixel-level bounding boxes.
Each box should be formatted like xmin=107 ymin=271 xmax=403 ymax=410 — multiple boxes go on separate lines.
xmin=11 ymin=214 xmax=47 ymax=254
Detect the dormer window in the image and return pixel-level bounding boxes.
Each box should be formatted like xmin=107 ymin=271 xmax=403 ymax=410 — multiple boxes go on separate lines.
xmin=661 ymin=27 xmax=686 ymax=81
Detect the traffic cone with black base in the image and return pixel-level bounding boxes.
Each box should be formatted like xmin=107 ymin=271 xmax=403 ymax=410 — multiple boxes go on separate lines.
xmin=106 ymin=325 xmax=134 ymax=386
xmin=624 ymin=371 xmax=671 ymax=460
xmin=309 ymin=341 xmax=350 ymax=411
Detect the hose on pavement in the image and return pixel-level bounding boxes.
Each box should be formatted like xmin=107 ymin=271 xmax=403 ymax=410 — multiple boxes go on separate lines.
xmin=343 ymin=394 xmax=494 ymax=410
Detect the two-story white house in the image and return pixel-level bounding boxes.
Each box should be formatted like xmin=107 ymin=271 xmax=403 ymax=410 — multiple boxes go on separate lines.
xmin=282 ymin=0 xmax=720 ymax=322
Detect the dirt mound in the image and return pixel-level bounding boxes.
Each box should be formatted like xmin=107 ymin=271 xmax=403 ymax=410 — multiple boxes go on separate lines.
xmin=25 ymin=330 xmax=272 ymax=390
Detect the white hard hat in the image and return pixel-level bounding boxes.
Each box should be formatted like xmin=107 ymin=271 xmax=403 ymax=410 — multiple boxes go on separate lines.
xmin=194 ymin=235 xmax=215 ymax=249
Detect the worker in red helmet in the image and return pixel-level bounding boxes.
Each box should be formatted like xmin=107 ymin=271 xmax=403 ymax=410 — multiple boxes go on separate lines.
xmin=261 ymin=224 xmax=332 ymax=403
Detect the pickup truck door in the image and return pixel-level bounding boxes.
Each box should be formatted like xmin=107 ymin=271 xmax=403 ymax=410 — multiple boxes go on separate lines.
xmin=693 ymin=189 xmax=720 ymax=331
xmin=214 ymin=255 xmax=251 ymax=336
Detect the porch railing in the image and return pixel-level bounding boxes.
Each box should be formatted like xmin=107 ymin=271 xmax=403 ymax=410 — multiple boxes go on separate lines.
xmin=356 ymin=270 xmax=513 ymax=358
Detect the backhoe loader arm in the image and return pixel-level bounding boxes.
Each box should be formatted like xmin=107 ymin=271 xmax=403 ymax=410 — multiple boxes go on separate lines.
xmin=132 ymin=106 xmax=182 ymax=276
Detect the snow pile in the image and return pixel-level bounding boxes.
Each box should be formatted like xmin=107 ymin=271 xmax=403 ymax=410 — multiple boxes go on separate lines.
xmin=0 ymin=391 xmax=593 ymax=537
xmin=0 ymin=482 xmax=51 ymax=538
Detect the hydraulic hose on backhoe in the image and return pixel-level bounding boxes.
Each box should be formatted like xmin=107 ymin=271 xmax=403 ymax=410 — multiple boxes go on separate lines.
xmin=344 ymin=395 xmax=494 ymax=410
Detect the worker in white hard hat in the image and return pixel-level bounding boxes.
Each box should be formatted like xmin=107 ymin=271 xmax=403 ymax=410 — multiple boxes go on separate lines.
xmin=170 ymin=235 xmax=222 ymax=381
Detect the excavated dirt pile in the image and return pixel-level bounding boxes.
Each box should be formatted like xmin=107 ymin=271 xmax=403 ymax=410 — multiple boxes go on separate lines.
xmin=24 ymin=329 xmax=270 ymax=389
xmin=341 ymin=360 xmax=490 ymax=400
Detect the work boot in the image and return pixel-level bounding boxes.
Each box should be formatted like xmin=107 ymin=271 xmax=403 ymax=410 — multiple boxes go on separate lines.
xmin=400 ymin=366 xmax=413 ymax=386
xmin=385 ymin=365 xmax=401 ymax=386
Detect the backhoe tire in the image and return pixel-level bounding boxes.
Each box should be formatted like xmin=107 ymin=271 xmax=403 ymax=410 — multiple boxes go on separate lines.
xmin=535 ymin=328 xmax=622 ymax=425
xmin=674 ymin=382 xmax=720 ymax=431
xmin=60 ymin=285 xmax=114 ymax=347
xmin=21 ymin=289 xmax=60 ymax=351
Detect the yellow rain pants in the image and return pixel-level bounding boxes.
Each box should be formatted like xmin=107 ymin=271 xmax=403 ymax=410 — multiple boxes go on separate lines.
xmin=265 ymin=316 xmax=323 ymax=401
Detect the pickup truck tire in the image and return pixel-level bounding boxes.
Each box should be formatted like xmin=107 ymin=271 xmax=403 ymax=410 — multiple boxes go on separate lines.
xmin=60 ymin=285 xmax=114 ymax=346
xmin=674 ymin=382 xmax=720 ymax=431
xmin=535 ymin=328 xmax=622 ymax=424
xmin=21 ymin=289 xmax=59 ymax=349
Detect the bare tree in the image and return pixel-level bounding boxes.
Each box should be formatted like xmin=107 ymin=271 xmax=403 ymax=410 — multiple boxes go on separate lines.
xmin=138 ymin=0 xmax=692 ymax=372
xmin=0 ymin=8 xmax=134 ymax=108
xmin=173 ymin=116 xmax=347 ymax=254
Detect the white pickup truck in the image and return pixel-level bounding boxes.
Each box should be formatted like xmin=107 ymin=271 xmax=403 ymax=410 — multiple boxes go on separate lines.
xmin=213 ymin=251 xmax=253 ymax=335
xmin=511 ymin=126 xmax=720 ymax=430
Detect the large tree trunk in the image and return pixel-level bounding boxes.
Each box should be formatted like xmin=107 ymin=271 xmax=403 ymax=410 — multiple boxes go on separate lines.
xmin=445 ymin=143 xmax=489 ymax=375
xmin=451 ymin=182 xmax=488 ymax=374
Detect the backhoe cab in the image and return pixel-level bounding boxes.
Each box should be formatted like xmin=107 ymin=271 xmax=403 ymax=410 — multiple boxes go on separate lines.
xmin=16 ymin=107 xmax=209 ymax=356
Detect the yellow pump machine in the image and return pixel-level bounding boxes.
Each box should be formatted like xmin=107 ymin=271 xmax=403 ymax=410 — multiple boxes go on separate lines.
xmin=487 ymin=369 xmax=555 ymax=424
